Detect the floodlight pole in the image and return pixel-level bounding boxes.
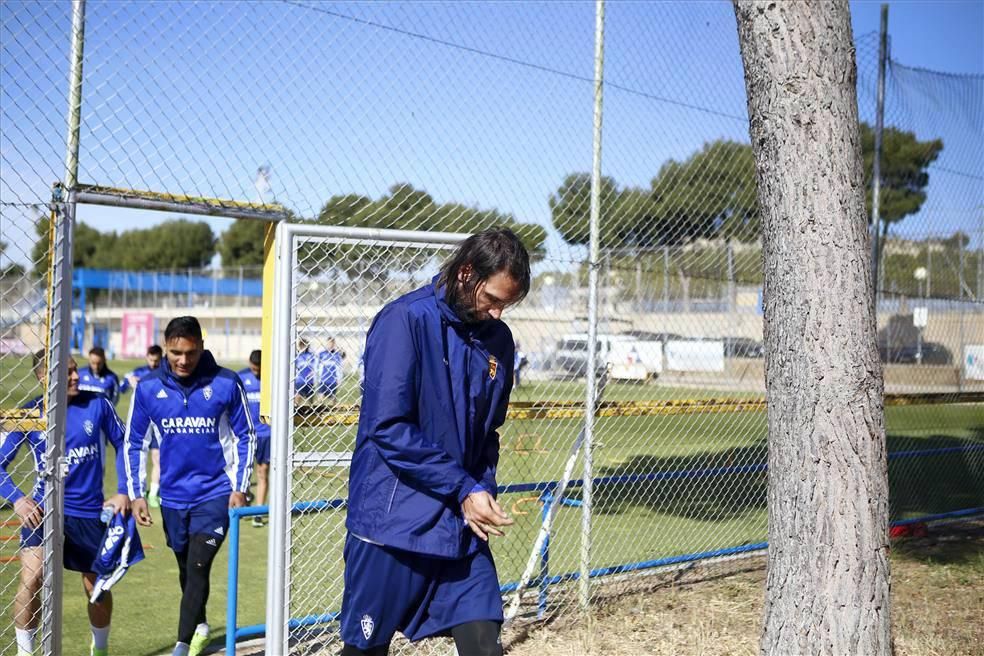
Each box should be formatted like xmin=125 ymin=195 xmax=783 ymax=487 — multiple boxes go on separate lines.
xmin=870 ymin=4 xmax=888 ymax=305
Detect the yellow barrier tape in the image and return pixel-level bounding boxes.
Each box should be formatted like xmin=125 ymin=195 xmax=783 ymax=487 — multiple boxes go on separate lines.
xmin=5 ymin=392 xmax=977 ymax=432
xmin=290 ymin=391 xmax=982 ymax=427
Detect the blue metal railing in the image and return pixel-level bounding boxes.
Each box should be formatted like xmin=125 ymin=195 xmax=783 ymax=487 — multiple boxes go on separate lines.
xmin=224 ymin=443 xmax=984 ymax=653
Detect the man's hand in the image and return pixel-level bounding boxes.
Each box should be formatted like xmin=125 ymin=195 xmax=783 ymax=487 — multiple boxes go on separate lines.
xmin=131 ymin=498 xmax=152 ymax=526
xmin=105 ymin=493 xmax=130 ymax=516
xmin=14 ymin=497 xmax=43 ymax=530
xmin=229 ymin=491 xmax=247 ymax=509
xmin=462 ymin=490 xmax=514 ymax=541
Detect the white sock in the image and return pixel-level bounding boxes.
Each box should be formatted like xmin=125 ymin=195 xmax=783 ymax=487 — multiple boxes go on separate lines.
xmin=172 ymin=642 xmax=189 ymax=656
xmin=195 ymin=622 xmax=209 ymax=636
xmin=91 ymin=624 xmax=110 ymax=650
xmin=15 ymin=627 xmax=37 ymax=653
xmin=149 ymin=483 xmax=160 ymax=496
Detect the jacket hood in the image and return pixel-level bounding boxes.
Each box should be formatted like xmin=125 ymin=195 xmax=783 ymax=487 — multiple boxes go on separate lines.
xmin=432 ymin=276 xmax=464 ymax=326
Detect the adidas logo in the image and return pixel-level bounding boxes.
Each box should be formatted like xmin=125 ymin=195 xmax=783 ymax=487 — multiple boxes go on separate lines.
xmin=156 ymin=389 xmax=168 ymax=399
xmin=214 ymin=526 xmax=224 ymax=536
xmin=206 ymin=538 xmax=217 ymax=547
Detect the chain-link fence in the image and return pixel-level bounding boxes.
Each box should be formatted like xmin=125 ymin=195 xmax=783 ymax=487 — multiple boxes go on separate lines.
xmin=2 ymin=1 xmax=982 ymax=655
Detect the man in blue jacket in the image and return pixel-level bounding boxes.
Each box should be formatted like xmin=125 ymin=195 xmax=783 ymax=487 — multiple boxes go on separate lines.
xmin=79 ymin=346 xmax=122 ymax=404
xmin=340 ymin=228 xmax=530 ymax=656
xmin=0 ymin=352 xmax=130 ymax=656
xmin=123 ymin=316 xmax=256 ymax=656
xmin=119 ymin=344 xmax=164 ymax=508
xmin=238 ymin=349 xmax=271 ymax=526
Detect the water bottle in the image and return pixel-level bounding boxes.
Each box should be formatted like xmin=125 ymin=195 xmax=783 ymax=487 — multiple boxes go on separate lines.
xmin=100 ymin=506 xmax=115 ymax=524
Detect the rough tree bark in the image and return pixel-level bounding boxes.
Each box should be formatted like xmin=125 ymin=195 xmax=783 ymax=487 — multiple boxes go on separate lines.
xmin=732 ymin=2 xmax=891 ymax=655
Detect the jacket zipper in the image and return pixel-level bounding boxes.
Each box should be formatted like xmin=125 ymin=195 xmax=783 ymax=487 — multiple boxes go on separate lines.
xmin=386 ymin=475 xmax=399 ymax=512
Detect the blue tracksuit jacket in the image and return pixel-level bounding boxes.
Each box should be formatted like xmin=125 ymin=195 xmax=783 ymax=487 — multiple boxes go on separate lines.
xmin=295 ymin=350 xmax=317 ymax=391
xmin=123 ymin=351 xmax=256 ymax=509
xmin=79 ymin=366 xmax=122 ymax=404
xmin=119 ymin=364 xmax=156 ymax=394
xmin=346 ymin=280 xmax=514 ymax=559
xmin=236 ymin=368 xmax=271 ymax=440
xmin=0 ymin=392 xmax=127 ymax=518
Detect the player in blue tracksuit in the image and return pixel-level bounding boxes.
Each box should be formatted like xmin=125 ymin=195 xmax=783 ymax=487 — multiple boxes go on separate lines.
xmin=0 ymin=352 xmax=130 ymax=656
xmin=124 ymin=316 xmax=255 ymax=656
xmin=294 ymin=339 xmax=317 ymax=402
xmin=119 ymin=344 xmax=163 ymax=394
xmin=119 ymin=344 xmax=164 ymax=508
xmin=317 ymin=338 xmax=345 ymax=400
xmin=238 ymin=350 xmax=271 ymax=527
xmin=79 ymin=346 xmax=122 ymax=404
xmin=340 ymin=228 xmax=530 ymax=656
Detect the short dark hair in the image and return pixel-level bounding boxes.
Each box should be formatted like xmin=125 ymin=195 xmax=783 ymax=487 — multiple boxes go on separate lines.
xmin=438 ymin=227 xmax=531 ymax=305
xmin=32 ymin=349 xmax=45 ymax=375
xmin=164 ymin=316 xmax=203 ymax=342
xmin=147 ymin=345 xmax=163 ymax=357
xmin=249 ymin=350 xmax=261 ymax=366
xmin=89 ymin=346 xmax=106 ymax=359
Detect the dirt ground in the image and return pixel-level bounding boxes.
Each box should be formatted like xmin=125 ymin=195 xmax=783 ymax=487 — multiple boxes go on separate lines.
xmin=504 ymin=522 xmax=984 ymax=656
xmin=231 ymin=522 xmax=982 ymax=655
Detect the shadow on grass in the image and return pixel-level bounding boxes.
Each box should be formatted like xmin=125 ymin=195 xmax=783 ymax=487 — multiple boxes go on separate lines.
xmin=591 ymin=428 xmax=984 ymax=525
xmin=890 ymin=520 xmax=984 ymax=566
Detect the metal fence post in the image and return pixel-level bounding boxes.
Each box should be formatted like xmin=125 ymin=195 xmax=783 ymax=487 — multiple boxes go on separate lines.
xmin=42 ymin=2 xmax=86 ymax=653
xmin=580 ymin=0 xmax=605 ymax=613
xmin=265 ymin=222 xmax=293 ymax=654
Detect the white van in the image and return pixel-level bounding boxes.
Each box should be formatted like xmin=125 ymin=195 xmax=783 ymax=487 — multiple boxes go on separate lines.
xmin=550 ymin=333 xmax=662 ymax=380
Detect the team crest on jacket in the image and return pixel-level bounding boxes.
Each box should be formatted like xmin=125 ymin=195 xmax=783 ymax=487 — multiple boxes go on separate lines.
xmin=83 ymin=420 xmax=94 ymax=436
xmin=202 ymin=385 xmax=213 ymax=401
xmin=361 ymin=614 xmax=374 ymax=640
xmin=488 ymin=355 xmax=497 ymax=380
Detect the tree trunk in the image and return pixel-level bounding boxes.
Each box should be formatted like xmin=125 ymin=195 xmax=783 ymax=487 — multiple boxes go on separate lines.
xmin=732 ymin=2 xmax=891 ymax=655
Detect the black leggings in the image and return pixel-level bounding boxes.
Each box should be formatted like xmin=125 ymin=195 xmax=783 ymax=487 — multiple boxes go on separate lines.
xmin=174 ymin=533 xmax=223 ymax=644
xmin=340 ymin=620 xmax=502 ymax=656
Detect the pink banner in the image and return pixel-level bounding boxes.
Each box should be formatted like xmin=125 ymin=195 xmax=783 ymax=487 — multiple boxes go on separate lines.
xmin=121 ymin=312 xmax=156 ymax=358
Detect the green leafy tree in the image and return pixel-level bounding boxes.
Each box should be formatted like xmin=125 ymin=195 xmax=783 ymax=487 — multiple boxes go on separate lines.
xmin=31 ymin=219 xmax=115 ymax=276
xmin=649 ymin=139 xmax=758 ymax=243
xmin=113 ymin=220 xmax=215 ymax=270
xmin=218 ymin=219 xmax=268 ymax=267
xmin=310 ymin=184 xmax=547 ymax=278
xmin=552 ymin=126 xmax=942 ymax=251
xmin=861 ymin=123 xmax=944 ymax=228
xmin=548 ymin=173 xmax=620 ymax=246
xmin=0 ymin=240 xmax=26 ymax=278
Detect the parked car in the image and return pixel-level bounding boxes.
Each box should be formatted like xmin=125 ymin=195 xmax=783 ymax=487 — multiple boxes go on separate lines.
xmin=721 ymin=336 xmax=764 ymax=358
xmin=878 ymin=341 xmax=952 ymax=365
xmin=621 ymin=330 xmax=685 ymax=344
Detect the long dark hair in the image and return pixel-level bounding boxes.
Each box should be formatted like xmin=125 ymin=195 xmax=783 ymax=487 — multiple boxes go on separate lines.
xmin=438 ymin=227 xmax=531 ymax=307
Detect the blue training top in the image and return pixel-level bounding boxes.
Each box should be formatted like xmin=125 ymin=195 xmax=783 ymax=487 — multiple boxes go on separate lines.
xmin=0 ymin=391 xmax=128 ymax=518
xmin=237 ymin=368 xmax=271 ymax=440
xmin=79 ymin=365 xmax=122 ymax=404
xmin=119 ymin=364 xmax=156 ymax=394
xmin=123 ymin=350 xmax=256 ymax=509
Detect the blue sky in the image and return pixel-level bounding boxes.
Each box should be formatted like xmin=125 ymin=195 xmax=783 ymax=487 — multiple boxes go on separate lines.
xmin=1 ymin=0 xmax=981 ymax=269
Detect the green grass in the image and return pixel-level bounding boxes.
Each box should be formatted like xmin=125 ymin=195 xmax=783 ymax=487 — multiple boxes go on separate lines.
xmin=0 ymin=355 xmax=981 ymax=654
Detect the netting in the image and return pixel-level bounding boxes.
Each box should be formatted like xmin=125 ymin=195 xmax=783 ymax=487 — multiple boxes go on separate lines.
xmin=1 ymin=2 xmax=982 ymax=655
